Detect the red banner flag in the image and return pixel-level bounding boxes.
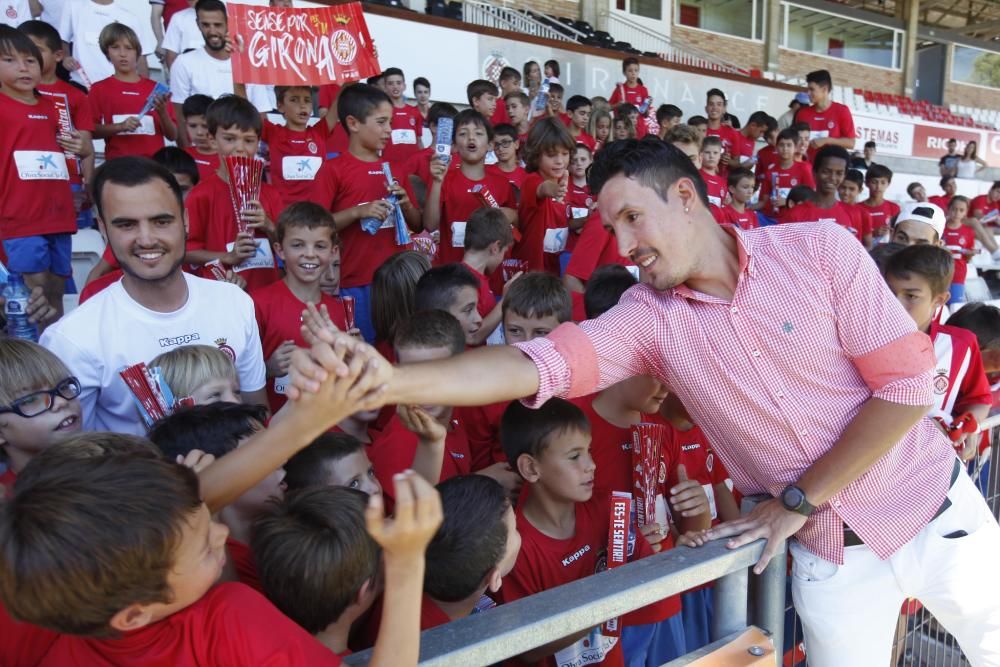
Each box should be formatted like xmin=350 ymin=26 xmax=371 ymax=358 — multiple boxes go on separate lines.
xmin=229 ymin=2 xmax=380 ymax=86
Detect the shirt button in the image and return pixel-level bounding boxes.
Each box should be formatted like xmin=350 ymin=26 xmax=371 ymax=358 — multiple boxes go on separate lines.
xmin=800 ymin=430 xmax=808 ymax=437
xmin=751 ymin=350 xmax=761 ymax=358
xmin=832 ymin=500 xmax=842 ymax=508
xmin=777 ymin=392 xmax=785 ymax=399
xmin=730 ymin=306 xmax=739 ymax=314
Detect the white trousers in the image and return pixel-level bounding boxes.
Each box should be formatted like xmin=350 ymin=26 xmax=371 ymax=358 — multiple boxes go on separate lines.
xmin=789 ymin=471 xmax=1000 ymax=667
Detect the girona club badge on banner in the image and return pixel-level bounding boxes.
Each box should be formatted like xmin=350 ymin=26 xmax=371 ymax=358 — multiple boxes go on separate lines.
xmin=229 ymin=2 xmax=380 ymax=86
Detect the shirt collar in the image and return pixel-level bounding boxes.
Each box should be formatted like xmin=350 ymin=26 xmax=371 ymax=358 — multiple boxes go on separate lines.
xmin=670 ymin=225 xmax=754 ymax=303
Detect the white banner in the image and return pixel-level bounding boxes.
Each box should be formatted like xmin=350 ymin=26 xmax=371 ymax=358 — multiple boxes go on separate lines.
xmin=852 ymin=113 xmax=914 ymax=157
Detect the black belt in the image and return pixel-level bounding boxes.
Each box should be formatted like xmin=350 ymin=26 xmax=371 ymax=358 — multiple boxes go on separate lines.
xmin=843 ymin=458 xmax=961 ymax=548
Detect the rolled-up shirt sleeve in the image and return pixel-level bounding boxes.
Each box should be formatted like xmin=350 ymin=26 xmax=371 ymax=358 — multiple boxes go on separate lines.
xmin=819 ymin=224 xmax=934 ymax=406
xmin=514 ymin=291 xmax=660 ymax=407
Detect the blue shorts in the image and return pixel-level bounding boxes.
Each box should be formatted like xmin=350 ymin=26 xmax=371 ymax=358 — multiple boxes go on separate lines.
xmin=2 ymin=233 xmax=72 ymax=277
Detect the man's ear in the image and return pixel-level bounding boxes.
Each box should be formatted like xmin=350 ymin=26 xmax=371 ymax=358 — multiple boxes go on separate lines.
xmin=109 ymin=604 xmax=155 ymax=633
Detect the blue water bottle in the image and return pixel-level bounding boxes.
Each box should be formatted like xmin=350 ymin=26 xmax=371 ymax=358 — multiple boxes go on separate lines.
xmin=3 ymin=272 xmax=38 ymax=341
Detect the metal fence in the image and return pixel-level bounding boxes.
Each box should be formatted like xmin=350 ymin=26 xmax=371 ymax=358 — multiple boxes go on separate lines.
xmin=344 ymin=537 xmax=787 ymax=666
xmin=781 ymin=415 xmax=1000 ymax=667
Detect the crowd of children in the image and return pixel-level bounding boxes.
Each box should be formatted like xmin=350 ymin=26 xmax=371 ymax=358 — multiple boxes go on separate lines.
xmin=1 ymin=7 xmax=999 ymax=664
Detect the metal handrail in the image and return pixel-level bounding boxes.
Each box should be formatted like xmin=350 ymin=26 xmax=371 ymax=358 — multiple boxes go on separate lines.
xmin=344 ymin=537 xmax=786 ymax=666
xmin=462 ymin=0 xmax=575 ymax=42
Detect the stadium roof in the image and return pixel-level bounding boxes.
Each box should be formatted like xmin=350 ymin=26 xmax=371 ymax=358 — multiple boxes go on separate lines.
xmin=841 ymin=0 xmax=1000 ymax=42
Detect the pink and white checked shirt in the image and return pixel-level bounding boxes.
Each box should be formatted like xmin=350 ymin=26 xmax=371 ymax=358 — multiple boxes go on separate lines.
xmin=515 ymin=223 xmax=956 ymax=564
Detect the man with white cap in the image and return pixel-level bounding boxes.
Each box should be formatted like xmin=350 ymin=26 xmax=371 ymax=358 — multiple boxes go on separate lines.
xmin=891 ymin=201 xmax=946 ymax=247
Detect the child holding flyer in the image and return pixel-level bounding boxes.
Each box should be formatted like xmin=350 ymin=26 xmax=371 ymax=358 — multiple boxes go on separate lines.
xmin=89 ymin=23 xmax=175 ymax=160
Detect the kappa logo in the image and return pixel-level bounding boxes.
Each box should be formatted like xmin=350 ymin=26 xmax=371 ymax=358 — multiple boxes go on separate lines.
xmin=159 ymin=333 xmax=200 ymax=347
xmin=681 ymin=443 xmax=702 ymax=451
xmin=562 ymin=544 xmax=591 ymax=567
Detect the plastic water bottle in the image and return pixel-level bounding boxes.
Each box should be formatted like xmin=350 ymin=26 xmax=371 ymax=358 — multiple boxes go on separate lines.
xmin=3 ymin=273 xmax=38 ymax=341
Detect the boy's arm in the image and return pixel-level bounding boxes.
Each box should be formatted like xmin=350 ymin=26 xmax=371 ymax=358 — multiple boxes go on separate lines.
xmin=155 ymin=94 xmax=177 ymax=141
xmin=421 ymin=158 xmax=446 ymax=232
xmin=397 ymin=405 xmax=447 ymax=485
xmin=199 ymin=344 xmax=385 ymax=512
xmin=150 ymin=4 xmax=165 ymax=60
xmin=563 ymin=273 xmax=585 ymax=294
xmin=713 ymin=481 xmax=742 ymax=523
xmin=366 ymin=472 xmax=443 ymax=667
xmin=471 ymin=300 xmax=504 ymax=345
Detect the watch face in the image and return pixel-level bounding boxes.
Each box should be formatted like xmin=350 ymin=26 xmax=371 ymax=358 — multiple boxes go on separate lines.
xmin=783 ymin=486 xmax=804 ymax=509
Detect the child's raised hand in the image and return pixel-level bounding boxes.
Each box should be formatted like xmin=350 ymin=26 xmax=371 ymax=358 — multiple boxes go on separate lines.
xmin=287 ymin=333 xmax=393 ymax=406
xmin=287 ymin=339 xmax=388 ymax=428
xmin=476 ymin=461 xmax=523 ymax=498
xmin=366 ymin=470 xmax=443 ymax=561
xmin=669 ymin=464 xmax=711 ymax=518
xmin=429 ymin=156 xmax=449 ymax=183
xmin=56 ymin=130 xmax=87 ymax=156
xmin=266 ymin=340 xmax=298 ymax=378
xmin=500 ymin=271 xmax=524 ymax=298
xmin=300 ymin=302 xmax=341 ymax=347
xmin=388 ymin=180 xmax=412 ymax=210
xmin=176 ymin=449 xmax=216 ymax=474
xmin=677 ymin=529 xmax=710 ymax=548
xmin=241 ymin=200 xmax=271 ymax=231
xmin=398 ymin=404 xmax=447 ymax=445
xmin=224 ymin=232 xmax=258 ymax=266
xmin=639 ymin=522 xmax=667 ymax=553
xmin=62 ymin=56 xmax=80 ymax=71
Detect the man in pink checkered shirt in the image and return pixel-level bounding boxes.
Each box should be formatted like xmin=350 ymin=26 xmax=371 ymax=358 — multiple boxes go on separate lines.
xmin=290 ymin=139 xmax=1000 ymax=666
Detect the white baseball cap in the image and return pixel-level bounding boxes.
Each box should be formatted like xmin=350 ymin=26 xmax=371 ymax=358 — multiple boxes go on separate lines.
xmin=897 ymin=201 xmax=946 ymax=238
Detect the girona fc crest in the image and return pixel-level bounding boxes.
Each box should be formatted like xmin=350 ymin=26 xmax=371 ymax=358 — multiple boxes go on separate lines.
xmin=5 ymin=4 xmax=17 ymax=18
xmin=215 ymin=337 xmax=236 ymax=362
xmin=933 ymin=371 xmax=949 ymax=395
xmin=307 ymin=141 xmax=318 ymax=154
xmin=481 ymin=51 xmax=509 ymax=84
xmin=331 ymin=29 xmax=358 ymax=66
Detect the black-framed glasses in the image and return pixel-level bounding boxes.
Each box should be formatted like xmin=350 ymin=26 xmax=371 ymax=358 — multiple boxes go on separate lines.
xmin=495 ymin=140 xmax=515 ymax=148
xmin=0 ymin=377 xmax=82 ymax=418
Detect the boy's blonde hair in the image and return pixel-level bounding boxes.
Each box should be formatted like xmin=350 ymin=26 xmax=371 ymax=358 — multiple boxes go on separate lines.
xmin=150 ymin=345 xmax=237 ymax=399
xmin=0 ymin=339 xmax=72 ymax=407
xmin=99 ymin=22 xmax=141 ymax=57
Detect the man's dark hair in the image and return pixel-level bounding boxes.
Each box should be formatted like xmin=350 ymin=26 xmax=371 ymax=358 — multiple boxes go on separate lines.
xmin=382 ymin=66 xmax=404 ymax=80
xmin=181 ymin=93 xmax=214 ymax=118
xmin=394 ymin=310 xmax=466 ymax=356
xmin=284 ymin=432 xmax=366 ymax=492
xmin=746 ymin=111 xmax=771 ymax=127
xmin=706 ymin=88 xmax=726 ymax=103
xmin=425 ymin=476 xmax=509 ymax=602
xmin=415 ymin=264 xmax=480 ymax=312
xmin=868 ymin=241 xmax=906 ymax=272
xmin=864 ymin=140 xmax=877 ymax=150
xmin=252 ymin=487 xmax=378 ymax=633
xmin=17 ymin=19 xmax=61 ymax=52
xmin=152 ymin=147 xmax=200 ymax=187
xmin=147 ymin=402 xmax=267 ymax=462
xmin=338 ymin=83 xmax=391 ymax=132
xmin=0 ymin=442 xmax=201 ymax=636
xmin=687 ymin=115 xmax=708 ymax=126
xmin=776 ymin=128 xmax=799 ymax=144
xmin=700 ymin=135 xmax=723 ymax=150
xmin=947 ymin=138 xmax=958 ymax=145
xmin=427 ymin=101 xmax=457 ymax=128
xmin=492 ymin=122 xmax=518 ymax=141
xmin=843 ymin=168 xmax=864 ymax=188
xmin=940 ymin=175 xmax=956 ymax=189
xmin=947 ymin=303 xmax=1000 ymax=351
xmin=413 ymin=76 xmax=430 ymax=90
xmin=466 ymin=79 xmax=498 ymax=104
xmin=866 ymin=163 xmax=893 ymax=183
xmin=566 ymin=95 xmax=592 ymax=113
xmin=501 ymin=398 xmax=590 ymax=464
xmin=206 ymin=94 xmax=261 ymax=135
xmin=727 ymin=167 xmax=755 ymax=189
xmin=92 ymin=157 xmax=184 ymax=224
xmin=194 ymin=0 xmax=226 ymax=17
xmin=813 ymin=144 xmax=851 ymax=173
xmin=584 ymin=264 xmax=637 ymax=319
xmin=502 ymin=272 xmax=572 ymax=323
xmin=884 ymin=244 xmax=954 ymax=296
xmin=805 ymin=69 xmax=832 ymax=90
xmin=465 ymin=207 xmax=514 ymax=251
xmin=787 ymin=185 xmax=816 ymax=205
xmin=499 ymin=66 xmax=520 ymax=83
xmin=589 ymin=137 xmax=709 ymax=209
xmin=656 ymin=104 xmax=682 ymax=125
xmin=453 ymin=108 xmax=494 ymax=141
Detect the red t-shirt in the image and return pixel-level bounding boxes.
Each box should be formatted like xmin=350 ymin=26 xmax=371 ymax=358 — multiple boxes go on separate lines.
xmin=310 ymin=152 xmax=416 ymax=288
xmin=491 ymin=103 xmax=510 ymax=127
xmin=514 ymin=172 xmax=570 ymax=275
xmin=487 ymin=163 xmax=530 ymax=201
xmin=183 ymin=146 xmax=220 ymax=181
xmin=184 ymin=173 xmax=284 ymax=291
xmin=842 ymin=203 xmax=873 ymax=240
xmin=456 ymin=401 xmax=509 ymax=471
xmin=90 ymin=76 xmax=166 ymax=160
xmin=37 ymin=583 xmax=342 ymax=666
xmin=367 ymin=413 xmax=472 ymax=505
xmin=795 ymin=102 xmax=856 ymax=160
xmin=755 ymin=144 xmax=777 ymax=183
xmin=564 ymin=211 xmax=631 ymax=283
xmin=861 ymin=200 xmax=900 ymax=233
xmin=663 ymin=424 xmax=734 ymax=525
xmin=381 ymin=102 xmax=424 ymax=165
xmin=942 ymin=224 xmax=977 ymax=285
xmin=721 ymin=205 xmax=758 ymax=230
xmin=0 ymin=93 xmax=76 ymax=240
xmin=564 ymin=181 xmax=593 ymax=253
xmin=0 ymin=598 xmax=58 ymax=667
xmin=436 ymin=167 xmax=516 ymax=265
xmin=928 ymin=194 xmax=952 ymax=212
xmin=971 ymin=194 xmax=1000 ymax=223
xmin=261 ymin=118 xmax=328 ymax=206
xmin=705 ymin=125 xmax=744 ymax=175
xmin=252 ymin=280 xmax=349 ymax=412
xmin=781 ymin=201 xmax=863 ymax=242
xmin=608 ymin=83 xmax=649 ymax=108
xmin=758 ymin=161 xmax=816 ymax=217
xmin=929 ymin=321 xmax=991 ymax=460
xmin=36 ymin=79 xmax=95 ymax=185
xmin=699 ymin=169 xmax=728 ymax=209
xmin=225 ymin=537 xmax=262 ymax=592
xmin=569 ymin=129 xmax=597 ymax=152
xmin=318 ymin=84 xmax=350 ymax=157
xmin=79 ymin=269 xmax=124 ymax=303
xmin=464 ymin=262 xmax=497 ymax=318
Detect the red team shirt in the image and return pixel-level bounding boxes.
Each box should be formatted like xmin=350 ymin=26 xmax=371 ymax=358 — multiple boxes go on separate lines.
xmin=705 ymin=125 xmax=745 ymax=175
xmin=941 ymin=224 xmax=977 ymax=285
xmin=721 ymin=205 xmax=758 ymax=230
xmin=928 ymin=194 xmax=952 ymax=211
xmin=310 ymin=152 xmax=417 ymax=288
xmin=435 ymin=168 xmax=516 ymax=265
xmin=89 ymin=77 xmax=166 ymax=160
xmin=457 ymin=400 xmax=509 ymax=470
xmin=183 ymin=146 xmax=220 ymax=181
xmin=487 ymin=163 xmax=530 ymax=196
xmin=564 ymin=181 xmax=594 ymax=253
xmin=464 ymin=262 xmax=497 ymax=318
xmin=32 ymin=583 xmax=342 ymax=666
xmin=700 ymin=169 xmax=728 ymax=222
xmin=261 ymin=119 xmax=328 ymax=206
xmin=782 ymin=201 xmax=865 ymax=242
xmin=794 ymin=101 xmax=856 ymax=161
xmin=515 ymin=172 xmax=570 ymax=275
xmin=0 ymin=93 xmax=75 ymax=240
xmin=758 ymin=161 xmax=815 ymax=217
xmin=318 ymin=83 xmax=350 ymax=157
xmin=381 ymin=102 xmax=424 ymax=165
xmin=184 ymin=173 xmax=284 ymax=291
xmin=252 ymin=280 xmax=349 ymax=412
xmin=862 ymin=200 xmax=900 ymax=235
xmin=564 ymin=212 xmax=633 ymax=283
xmin=608 ymin=83 xmax=649 ymax=108
xmin=971 ymin=194 xmax=999 ymax=223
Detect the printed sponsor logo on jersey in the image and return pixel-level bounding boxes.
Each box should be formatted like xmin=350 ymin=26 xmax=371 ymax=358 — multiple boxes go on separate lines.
xmin=159 ymin=333 xmax=201 ymax=347
xmin=681 ymin=443 xmax=702 ymax=451
xmin=562 ymin=544 xmax=591 ymax=567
